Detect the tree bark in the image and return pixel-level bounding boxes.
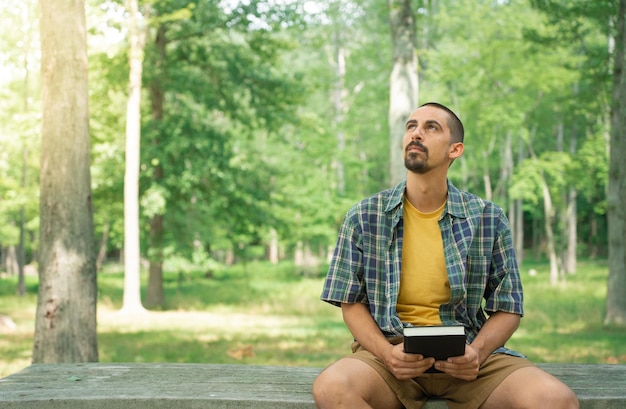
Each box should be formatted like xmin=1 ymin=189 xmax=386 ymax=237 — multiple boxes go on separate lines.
xmin=268 ymin=228 xmax=279 ymax=264
xmin=95 ymin=218 xmax=110 ymax=272
xmin=514 ymin=138 xmax=525 ymax=264
xmin=145 ymin=24 xmax=167 ymax=309
xmin=564 ymin=187 xmax=577 ymax=275
xmin=146 ymin=212 xmax=165 ymax=308
xmin=33 ymin=0 xmax=98 ymax=363
xmin=17 ymin=150 xmax=26 ymax=296
xmin=332 ymin=39 xmax=347 ymax=195
xmin=605 ymin=0 xmax=626 ymax=326
xmin=6 ymin=246 xmax=18 ymax=276
xmin=388 ymin=0 xmax=418 ymax=185
xmin=540 ymin=178 xmax=560 ymax=285
xmin=121 ymin=0 xmax=147 ymax=314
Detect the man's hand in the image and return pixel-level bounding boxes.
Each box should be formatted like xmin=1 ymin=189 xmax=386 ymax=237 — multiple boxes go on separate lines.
xmin=433 ymin=344 xmax=480 ymax=381
xmin=382 ymin=342 xmax=436 ymax=380
xmin=434 ymin=311 xmax=521 ymax=381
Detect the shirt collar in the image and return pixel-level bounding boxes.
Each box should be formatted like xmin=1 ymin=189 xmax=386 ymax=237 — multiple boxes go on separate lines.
xmin=385 ymin=179 xmax=468 ymax=219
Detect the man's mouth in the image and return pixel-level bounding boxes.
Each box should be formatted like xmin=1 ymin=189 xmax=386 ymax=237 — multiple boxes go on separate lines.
xmin=407 ymin=142 xmax=427 ymax=154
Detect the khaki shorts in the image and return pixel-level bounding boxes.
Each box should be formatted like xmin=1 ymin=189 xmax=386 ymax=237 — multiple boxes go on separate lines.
xmin=349 ymin=339 xmax=535 ymax=409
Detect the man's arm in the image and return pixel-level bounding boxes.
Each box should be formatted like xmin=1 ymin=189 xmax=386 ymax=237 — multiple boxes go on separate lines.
xmin=341 ymin=302 xmax=435 ymax=380
xmin=470 ymin=311 xmax=520 ymax=364
xmin=435 ymin=311 xmax=521 ymax=380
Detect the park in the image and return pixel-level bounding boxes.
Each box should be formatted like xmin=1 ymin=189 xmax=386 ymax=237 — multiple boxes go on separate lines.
xmin=1 ymin=0 xmax=626 ymax=407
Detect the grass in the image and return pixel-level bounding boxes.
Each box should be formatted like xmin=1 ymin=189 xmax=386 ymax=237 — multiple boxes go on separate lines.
xmin=1 ymin=258 xmax=625 ymax=379
xmin=508 ymin=259 xmax=626 ymax=364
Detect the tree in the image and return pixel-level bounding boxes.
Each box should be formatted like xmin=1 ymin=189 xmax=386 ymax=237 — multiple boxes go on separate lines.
xmin=121 ymin=0 xmax=148 ymax=314
xmin=144 ymin=21 xmax=166 ymax=309
xmin=526 ymin=0 xmax=622 ymax=317
xmin=606 ymin=0 xmax=626 ymax=326
xmin=131 ymin=0 xmax=307 ymax=306
xmin=388 ymin=0 xmax=418 ymax=185
xmin=423 ymin=0 xmax=611 ymax=275
xmin=33 ymin=0 xmax=98 ymax=362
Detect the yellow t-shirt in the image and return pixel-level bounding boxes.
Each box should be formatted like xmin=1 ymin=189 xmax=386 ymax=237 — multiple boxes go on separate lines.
xmin=397 ymin=196 xmax=450 ymax=326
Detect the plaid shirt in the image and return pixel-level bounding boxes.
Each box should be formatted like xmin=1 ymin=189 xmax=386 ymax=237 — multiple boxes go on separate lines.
xmin=321 ymin=180 xmax=524 ymax=353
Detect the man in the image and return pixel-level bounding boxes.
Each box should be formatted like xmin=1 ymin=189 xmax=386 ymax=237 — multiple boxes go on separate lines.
xmin=312 ymin=103 xmax=579 ymax=409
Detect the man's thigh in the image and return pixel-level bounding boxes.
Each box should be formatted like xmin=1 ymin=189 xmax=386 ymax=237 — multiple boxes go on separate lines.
xmin=314 ymin=357 xmax=404 ymax=409
xmin=481 ymin=366 xmax=579 ymax=409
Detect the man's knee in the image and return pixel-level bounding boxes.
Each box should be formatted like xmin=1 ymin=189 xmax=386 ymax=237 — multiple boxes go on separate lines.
xmin=542 ymin=382 xmax=579 ymax=409
xmin=313 ymin=358 xmax=403 ymax=409
xmin=522 ymin=374 xmax=579 ymax=409
xmin=528 ymin=372 xmax=579 ymax=409
xmin=312 ymin=366 xmax=347 ymax=408
xmin=311 ymin=369 xmax=329 ymax=405
xmin=484 ymin=366 xmax=579 ymax=409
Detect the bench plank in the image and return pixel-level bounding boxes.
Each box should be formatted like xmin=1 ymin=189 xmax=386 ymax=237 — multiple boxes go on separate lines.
xmin=0 ymin=363 xmax=624 ymax=408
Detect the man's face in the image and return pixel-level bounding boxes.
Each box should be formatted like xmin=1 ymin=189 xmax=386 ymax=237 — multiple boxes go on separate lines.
xmin=402 ymin=105 xmax=456 ymax=174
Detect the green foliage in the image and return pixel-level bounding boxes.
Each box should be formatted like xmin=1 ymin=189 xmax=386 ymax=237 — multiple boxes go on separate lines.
xmin=571 ymin=131 xmax=609 ymax=215
xmin=0 ymin=0 xmax=616 ymax=289
xmin=132 ymin=0 xmax=312 ymax=258
xmin=0 ymin=0 xmax=40 ymax=261
xmin=162 ymin=246 xmax=224 ymax=277
xmin=510 ymin=151 xmax=572 ymax=207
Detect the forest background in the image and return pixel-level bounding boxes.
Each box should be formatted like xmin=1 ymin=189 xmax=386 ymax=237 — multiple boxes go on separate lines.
xmin=0 ymin=0 xmax=625 ymax=377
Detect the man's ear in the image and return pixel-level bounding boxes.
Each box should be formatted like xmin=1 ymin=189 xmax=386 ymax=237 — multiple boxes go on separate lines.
xmin=449 ymin=142 xmax=464 ymax=160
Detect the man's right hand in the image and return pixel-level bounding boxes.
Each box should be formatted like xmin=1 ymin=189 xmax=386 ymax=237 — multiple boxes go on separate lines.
xmin=382 ymin=342 xmax=436 ymax=380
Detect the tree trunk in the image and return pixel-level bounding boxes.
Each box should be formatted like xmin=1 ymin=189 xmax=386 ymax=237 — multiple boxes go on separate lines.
xmin=146 ymin=213 xmax=165 ymax=308
xmin=33 ymin=0 xmax=98 ymax=363
xmin=145 ymin=24 xmax=167 ymax=309
xmin=17 ymin=150 xmax=26 ymax=296
xmin=332 ymin=41 xmax=346 ymax=196
xmin=388 ymin=0 xmax=418 ymax=185
xmin=6 ymin=246 xmax=18 ymax=276
xmin=96 ymin=218 xmax=110 ymax=272
xmin=527 ymin=128 xmax=561 ymax=283
xmin=564 ymin=187 xmax=577 ymax=275
xmin=605 ymin=0 xmax=626 ymax=326
xmin=0 ymin=247 xmax=5 ymax=274
xmin=121 ymin=0 xmax=147 ymax=314
xmin=539 ymin=178 xmax=560 ymax=285
xmin=515 ymin=138 xmax=525 ymax=264
xmin=555 ymin=118 xmax=578 ymax=276
xmin=494 ymin=131 xmax=513 ymax=202
xmin=566 ymin=88 xmax=580 ymax=275
xmin=589 ymin=209 xmax=598 ymax=258
xmin=506 ymin=134 xmax=524 ymax=265
xmin=268 ymin=228 xmax=279 ymax=264
xmin=513 ymin=198 xmax=524 ymax=265
xmin=482 ymin=152 xmax=492 ymax=202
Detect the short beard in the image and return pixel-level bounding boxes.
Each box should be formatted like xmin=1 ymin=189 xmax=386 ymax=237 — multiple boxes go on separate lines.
xmin=404 ymin=154 xmax=430 ymax=174
xmin=404 ymin=141 xmax=430 ymax=174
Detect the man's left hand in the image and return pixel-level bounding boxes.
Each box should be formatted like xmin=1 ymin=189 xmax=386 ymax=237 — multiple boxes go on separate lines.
xmin=433 ymin=344 xmax=480 ymax=381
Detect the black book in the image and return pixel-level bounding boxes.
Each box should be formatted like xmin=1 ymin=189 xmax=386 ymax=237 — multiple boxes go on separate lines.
xmin=403 ymin=325 xmax=466 ymax=373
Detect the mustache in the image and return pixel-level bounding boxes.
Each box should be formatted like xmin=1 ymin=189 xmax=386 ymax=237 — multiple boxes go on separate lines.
xmin=406 ymin=141 xmax=428 ymax=154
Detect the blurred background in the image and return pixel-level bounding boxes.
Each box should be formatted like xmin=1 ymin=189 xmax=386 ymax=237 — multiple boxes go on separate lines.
xmin=0 ymin=0 xmax=624 ymax=379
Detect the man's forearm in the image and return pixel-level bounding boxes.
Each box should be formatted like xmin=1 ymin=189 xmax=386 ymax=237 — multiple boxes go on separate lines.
xmin=470 ymin=311 xmax=521 ymax=365
xmin=341 ymin=302 xmax=392 ymax=360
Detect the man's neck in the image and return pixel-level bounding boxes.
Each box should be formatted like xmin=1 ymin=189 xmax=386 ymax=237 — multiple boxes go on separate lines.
xmin=404 ymin=172 xmax=448 ymax=213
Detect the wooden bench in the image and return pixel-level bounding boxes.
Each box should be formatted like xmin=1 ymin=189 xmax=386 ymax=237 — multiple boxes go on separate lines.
xmin=0 ymin=362 xmax=625 ymax=408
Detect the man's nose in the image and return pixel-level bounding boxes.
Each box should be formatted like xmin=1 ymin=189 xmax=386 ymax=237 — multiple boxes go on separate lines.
xmin=410 ymin=126 xmax=424 ymax=140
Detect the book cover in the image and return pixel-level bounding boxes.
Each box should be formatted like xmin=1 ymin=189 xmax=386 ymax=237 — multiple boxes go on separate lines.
xmin=403 ymin=325 xmax=466 ymax=373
